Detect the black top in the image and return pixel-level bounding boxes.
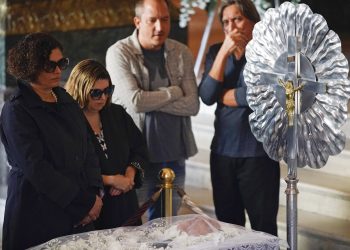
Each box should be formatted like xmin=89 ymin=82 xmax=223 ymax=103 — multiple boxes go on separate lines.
xmin=0 ymin=80 xmax=102 ymax=250
xmin=89 ymin=103 xmax=149 ymax=229
xmin=142 ymin=47 xmax=184 ymax=163
xmin=199 ymin=43 xmax=267 ymax=158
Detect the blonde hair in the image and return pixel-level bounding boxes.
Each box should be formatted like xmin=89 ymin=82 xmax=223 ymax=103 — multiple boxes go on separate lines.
xmin=65 ymin=59 xmax=112 ymax=109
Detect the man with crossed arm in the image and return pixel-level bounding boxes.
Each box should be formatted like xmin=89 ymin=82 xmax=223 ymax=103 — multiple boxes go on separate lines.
xmin=106 ymin=0 xmax=199 ymax=220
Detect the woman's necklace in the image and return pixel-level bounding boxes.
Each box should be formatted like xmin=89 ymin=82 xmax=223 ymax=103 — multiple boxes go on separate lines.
xmin=30 ymin=83 xmax=58 ymax=103
xmin=51 ymin=90 xmax=58 ymax=102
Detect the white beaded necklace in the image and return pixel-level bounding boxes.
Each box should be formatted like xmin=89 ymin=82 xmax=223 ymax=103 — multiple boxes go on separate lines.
xmin=51 ymin=90 xmax=58 ymax=102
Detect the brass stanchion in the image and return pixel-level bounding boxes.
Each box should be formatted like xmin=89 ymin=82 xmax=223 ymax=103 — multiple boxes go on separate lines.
xmin=158 ymin=168 xmax=175 ymax=218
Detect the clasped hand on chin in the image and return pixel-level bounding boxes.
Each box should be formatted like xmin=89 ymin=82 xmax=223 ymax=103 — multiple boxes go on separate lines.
xmin=223 ymin=30 xmax=249 ymax=60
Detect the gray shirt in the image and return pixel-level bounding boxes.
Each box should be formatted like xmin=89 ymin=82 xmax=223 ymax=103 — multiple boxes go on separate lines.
xmin=106 ymin=29 xmax=199 ymax=160
xmin=143 ymin=48 xmax=184 ymax=162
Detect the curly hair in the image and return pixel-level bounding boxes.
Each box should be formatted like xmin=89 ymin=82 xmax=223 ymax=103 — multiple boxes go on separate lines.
xmin=65 ymin=59 xmax=113 ymax=109
xmin=7 ymin=32 xmax=63 ymax=82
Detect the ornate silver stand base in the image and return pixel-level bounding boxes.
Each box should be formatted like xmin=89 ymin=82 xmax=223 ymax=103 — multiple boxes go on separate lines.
xmin=285 ymin=177 xmax=299 ymax=250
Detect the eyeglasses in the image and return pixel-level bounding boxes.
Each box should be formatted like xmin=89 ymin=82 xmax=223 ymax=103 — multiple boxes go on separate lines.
xmin=44 ymin=57 xmax=69 ymax=73
xmin=89 ymin=85 xmax=115 ymax=100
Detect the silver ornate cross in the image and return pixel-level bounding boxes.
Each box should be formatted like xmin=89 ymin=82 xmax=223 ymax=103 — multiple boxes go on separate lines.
xmin=260 ymin=36 xmax=327 ymax=178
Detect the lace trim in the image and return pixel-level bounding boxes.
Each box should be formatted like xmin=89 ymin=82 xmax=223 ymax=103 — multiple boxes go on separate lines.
xmin=30 ymin=215 xmax=287 ymax=249
xmin=130 ymin=161 xmax=144 ymax=179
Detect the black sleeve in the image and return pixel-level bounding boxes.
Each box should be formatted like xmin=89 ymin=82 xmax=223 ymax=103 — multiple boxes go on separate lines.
xmin=83 ymin=119 xmax=103 ymax=190
xmin=124 ymin=109 xmax=149 ymax=189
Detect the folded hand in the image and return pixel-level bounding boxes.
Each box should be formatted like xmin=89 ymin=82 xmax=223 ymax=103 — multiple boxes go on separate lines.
xmin=111 ymin=174 xmax=134 ymax=193
xmin=76 ymin=195 xmax=103 ymax=227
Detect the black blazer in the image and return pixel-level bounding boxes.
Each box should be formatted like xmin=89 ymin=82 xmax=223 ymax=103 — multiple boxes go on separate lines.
xmin=89 ymin=103 xmax=149 ymax=229
xmin=0 ymin=81 xmax=102 ymax=250
xmin=92 ymin=104 xmax=148 ymax=180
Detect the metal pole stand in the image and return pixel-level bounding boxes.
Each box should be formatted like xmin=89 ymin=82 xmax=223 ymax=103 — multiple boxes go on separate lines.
xmin=285 ymin=176 xmax=299 ymax=250
xmin=158 ymin=168 xmax=175 ymax=218
xmin=243 ymin=2 xmax=350 ymax=250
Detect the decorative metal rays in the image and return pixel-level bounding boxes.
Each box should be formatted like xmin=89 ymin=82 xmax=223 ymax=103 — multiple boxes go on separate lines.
xmin=244 ymin=2 xmax=350 ymax=169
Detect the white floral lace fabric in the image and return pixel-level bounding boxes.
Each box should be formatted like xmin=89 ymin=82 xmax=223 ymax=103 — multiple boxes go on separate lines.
xmin=29 ymin=215 xmax=288 ymax=250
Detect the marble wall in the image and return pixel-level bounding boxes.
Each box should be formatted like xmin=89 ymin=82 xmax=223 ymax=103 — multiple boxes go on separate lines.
xmin=4 ymin=0 xmax=187 ymax=90
xmin=5 ymin=24 xmax=187 ymax=88
xmin=0 ymin=0 xmax=5 ymax=88
xmin=0 ymin=0 xmax=6 ymax=201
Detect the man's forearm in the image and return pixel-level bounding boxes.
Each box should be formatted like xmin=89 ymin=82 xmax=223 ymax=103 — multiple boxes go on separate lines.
xmin=116 ymin=85 xmax=183 ymax=113
xmin=158 ymin=94 xmax=200 ymax=116
xmin=158 ymin=77 xmax=199 ymax=116
xmin=220 ymin=89 xmax=238 ymax=107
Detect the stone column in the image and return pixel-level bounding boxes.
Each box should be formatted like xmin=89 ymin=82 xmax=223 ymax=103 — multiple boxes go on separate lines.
xmin=0 ymin=0 xmax=4 ymax=87
xmin=0 ymin=0 xmax=7 ymax=198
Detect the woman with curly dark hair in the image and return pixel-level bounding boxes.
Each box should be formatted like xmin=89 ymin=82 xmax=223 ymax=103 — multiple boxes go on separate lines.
xmin=1 ymin=33 xmax=103 ymax=250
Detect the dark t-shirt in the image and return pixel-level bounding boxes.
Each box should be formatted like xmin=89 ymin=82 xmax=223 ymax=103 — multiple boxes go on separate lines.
xmin=199 ymin=43 xmax=267 ymax=158
xmin=142 ymin=47 xmax=184 ymax=163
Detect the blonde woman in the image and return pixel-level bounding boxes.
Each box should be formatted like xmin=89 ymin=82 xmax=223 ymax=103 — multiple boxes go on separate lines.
xmin=66 ymin=59 xmax=148 ymax=229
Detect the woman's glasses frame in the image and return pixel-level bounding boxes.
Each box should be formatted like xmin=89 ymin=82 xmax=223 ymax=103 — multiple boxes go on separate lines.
xmin=44 ymin=57 xmax=69 ymax=73
xmin=89 ymin=85 xmax=115 ymax=100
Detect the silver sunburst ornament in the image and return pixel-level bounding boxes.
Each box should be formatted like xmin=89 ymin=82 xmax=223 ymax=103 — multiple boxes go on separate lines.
xmin=244 ymin=2 xmax=350 ymax=169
